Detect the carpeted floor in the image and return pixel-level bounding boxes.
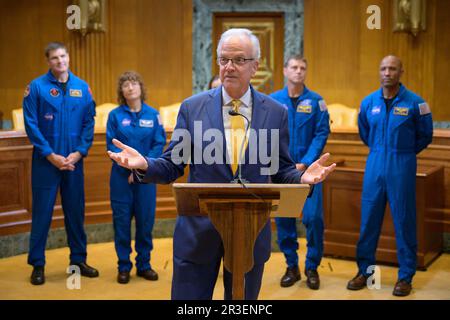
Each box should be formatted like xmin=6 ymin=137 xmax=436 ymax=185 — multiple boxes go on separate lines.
xmin=0 ymin=238 xmax=449 ymax=300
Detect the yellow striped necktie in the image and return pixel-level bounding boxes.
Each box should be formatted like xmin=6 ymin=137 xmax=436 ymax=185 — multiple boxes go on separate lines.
xmin=230 ymin=99 xmax=246 ymax=174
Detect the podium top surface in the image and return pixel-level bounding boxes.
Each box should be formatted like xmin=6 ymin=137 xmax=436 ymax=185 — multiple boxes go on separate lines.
xmin=172 ymin=183 xmax=309 ymax=189
xmin=172 ymin=183 xmax=310 ymax=217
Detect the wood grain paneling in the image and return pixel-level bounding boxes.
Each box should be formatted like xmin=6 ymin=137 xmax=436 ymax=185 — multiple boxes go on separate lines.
xmin=304 ymin=0 xmax=450 ymax=121
xmin=324 ymin=129 xmax=450 ymax=233
xmin=0 ymin=130 xmax=187 ymax=236
xmin=212 ymin=12 xmax=285 ymax=94
xmin=0 ymin=0 xmax=66 ymax=122
xmin=323 ymin=163 xmax=444 ymax=269
xmin=1 ymin=129 xmax=449 ymax=237
xmin=0 ymin=0 xmax=192 ymax=123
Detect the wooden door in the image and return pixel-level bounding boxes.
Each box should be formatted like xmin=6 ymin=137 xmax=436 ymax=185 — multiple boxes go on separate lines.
xmin=212 ymin=12 xmax=284 ymax=94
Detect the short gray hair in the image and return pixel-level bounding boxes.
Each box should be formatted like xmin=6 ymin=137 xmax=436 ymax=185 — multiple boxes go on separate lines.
xmin=216 ymin=28 xmax=261 ymax=60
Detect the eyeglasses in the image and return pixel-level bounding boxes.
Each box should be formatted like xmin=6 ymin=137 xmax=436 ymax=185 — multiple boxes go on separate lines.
xmin=217 ymin=57 xmax=255 ymax=66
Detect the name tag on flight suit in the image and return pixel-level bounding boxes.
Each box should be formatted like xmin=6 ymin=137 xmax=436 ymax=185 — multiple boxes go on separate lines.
xmin=69 ymin=89 xmax=83 ymax=97
xmin=393 ymin=107 xmax=409 ymax=116
xmin=297 ymin=104 xmax=312 ymax=113
xmin=139 ymin=119 xmax=154 ymax=127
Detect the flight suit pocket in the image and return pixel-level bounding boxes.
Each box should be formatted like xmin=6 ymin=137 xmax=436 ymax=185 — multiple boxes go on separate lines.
xmin=39 ymin=103 xmax=58 ymax=136
xmin=70 ymin=134 xmax=81 ymax=151
xmin=389 ymin=109 xmax=415 ymax=150
xmin=295 ymin=111 xmax=314 ymax=128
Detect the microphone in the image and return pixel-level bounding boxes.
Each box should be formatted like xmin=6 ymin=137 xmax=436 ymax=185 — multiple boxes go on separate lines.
xmin=229 ymin=109 xmax=270 ymax=205
xmin=228 ymin=109 xmax=240 ymax=116
xmin=228 ymin=109 xmax=250 ymax=185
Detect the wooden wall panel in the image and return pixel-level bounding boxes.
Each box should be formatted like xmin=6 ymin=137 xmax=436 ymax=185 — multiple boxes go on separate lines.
xmin=1 ymin=129 xmax=448 ymax=236
xmin=0 ymin=131 xmax=187 ymax=236
xmin=433 ymin=0 xmax=450 ymax=121
xmin=304 ymin=0 xmax=450 ymax=121
xmin=0 ymin=0 xmax=192 ymax=123
xmin=324 ymin=129 xmax=450 ymax=233
xmin=212 ymin=12 xmax=285 ymax=94
xmin=323 ymin=164 xmax=444 ymax=268
xmin=0 ymin=0 xmax=66 ymax=123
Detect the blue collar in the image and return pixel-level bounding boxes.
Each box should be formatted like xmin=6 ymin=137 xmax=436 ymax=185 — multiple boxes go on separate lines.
xmin=121 ymin=103 xmax=146 ymax=115
xmin=282 ymin=85 xmax=310 ymax=99
xmin=377 ymin=83 xmax=406 ymax=100
xmin=46 ymin=69 xmax=73 ymax=85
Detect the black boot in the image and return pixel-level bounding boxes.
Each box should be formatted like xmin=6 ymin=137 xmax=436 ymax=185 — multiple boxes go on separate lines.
xmin=305 ymin=269 xmax=320 ymax=290
xmin=30 ymin=266 xmax=45 ymax=285
xmin=71 ymin=262 xmax=99 ymax=278
xmin=137 ymin=268 xmax=158 ymax=281
xmin=280 ymin=266 xmax=301 ymax=287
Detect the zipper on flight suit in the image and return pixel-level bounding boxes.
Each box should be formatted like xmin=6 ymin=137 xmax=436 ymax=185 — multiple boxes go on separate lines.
xmin=291 ymin=95 xmax=303 ymax=160
xmin=383 ymin=95 xmax=397 ymax=182
xmin=291 ymin=99 xmax=297 ymax=158
xmin=61 ymin=81 xmax=67 ymax=156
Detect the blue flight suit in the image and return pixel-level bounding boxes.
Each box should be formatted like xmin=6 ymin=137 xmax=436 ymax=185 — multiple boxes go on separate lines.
xmin=270 ymin=86 xmax=330 ymax=271
xmin=23 ymin=70 xmax=96 ymax=267
xmin=357 ymin=84 xmax=433 ymax=283
xmin=106 ymin=103 xmax=166 ymax=272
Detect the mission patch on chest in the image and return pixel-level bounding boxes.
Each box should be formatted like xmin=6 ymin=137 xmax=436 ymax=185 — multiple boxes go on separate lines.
xmin=69 ymin=89 xmax=83 ymax=97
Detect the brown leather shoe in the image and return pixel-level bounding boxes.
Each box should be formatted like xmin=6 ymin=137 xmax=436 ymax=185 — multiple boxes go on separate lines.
xmin=137 ymin=268 xmax=158 ymax=281
xmin=280 ymin=266 xmax=301 ymax=287
xmin=117 ymin=271 xmax=130 ymax=284
xmin=393 ymin=280 xmax=412 ymax=297
xmin=347 ymin=273 xmax=368 ymax=290
xmin=305 ymin=269 xmax=320 ymax=290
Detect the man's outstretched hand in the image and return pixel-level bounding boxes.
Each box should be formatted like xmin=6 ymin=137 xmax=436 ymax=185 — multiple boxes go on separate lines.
xmin=107 ymin=139 xmax=148 ymax=170
xmin=300 ymin=153 xmax=336 ymax=184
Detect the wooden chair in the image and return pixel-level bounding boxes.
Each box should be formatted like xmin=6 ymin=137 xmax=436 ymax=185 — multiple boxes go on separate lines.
xmin=327 ymin=103 xmax=358 ymax=130
xmin=159 ymin=102 xmax=181 ymax=131
xmin=94 ymin=103 xmax=118 ymax=132
xmin=11 ymin=108 xmax=25 ymax=131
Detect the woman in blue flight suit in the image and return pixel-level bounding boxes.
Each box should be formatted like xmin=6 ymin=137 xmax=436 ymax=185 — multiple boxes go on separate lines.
xmin=106 ymin=71 xmax=166 ymax=284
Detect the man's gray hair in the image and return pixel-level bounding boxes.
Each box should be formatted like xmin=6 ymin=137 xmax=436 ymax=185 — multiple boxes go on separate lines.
xmin=216 ymin=28 xmax=261 ymax=60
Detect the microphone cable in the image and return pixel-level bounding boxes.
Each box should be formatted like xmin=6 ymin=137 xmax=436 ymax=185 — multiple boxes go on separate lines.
xmin=228 ymin=109 xmax=268 ymax=204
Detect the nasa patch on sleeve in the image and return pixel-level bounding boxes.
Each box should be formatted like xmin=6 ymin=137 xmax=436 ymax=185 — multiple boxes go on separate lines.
xmin=419 ymin=102 xmax=430 ymax=115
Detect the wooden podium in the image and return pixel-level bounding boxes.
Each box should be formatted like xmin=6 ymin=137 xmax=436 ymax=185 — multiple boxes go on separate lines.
xmin=172 ymin=183 xmax=310 ymax=300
